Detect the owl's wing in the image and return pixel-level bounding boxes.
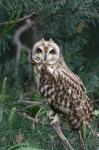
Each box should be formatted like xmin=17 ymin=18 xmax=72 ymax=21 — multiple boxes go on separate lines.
xmin=59 ymin=59 xmax=86 ymax=93
xmin=72 ymin=72 xmax=86 ymax=92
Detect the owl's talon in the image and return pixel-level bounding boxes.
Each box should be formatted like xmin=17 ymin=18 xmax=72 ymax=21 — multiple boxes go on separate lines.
xmin=48 ymin=111 xmax=60 ymax=125
xmin=48 ymin=110 xmax=55 ymax=120
xmin=50 ymin=113 xmax=60 ymax=125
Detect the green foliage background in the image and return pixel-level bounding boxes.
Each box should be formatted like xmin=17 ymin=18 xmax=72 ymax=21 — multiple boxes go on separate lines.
xmin=0 ymin=0 xmax=99 ymax=150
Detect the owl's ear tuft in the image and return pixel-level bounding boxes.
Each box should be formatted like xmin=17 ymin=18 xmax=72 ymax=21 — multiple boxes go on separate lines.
xmin=49 ymin=39 xmax=53 ymax=43
xmin=41 ymin=38 xmax=45 ymax=42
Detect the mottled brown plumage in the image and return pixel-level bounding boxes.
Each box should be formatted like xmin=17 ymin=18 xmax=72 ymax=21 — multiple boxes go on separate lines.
xmin=31 ymin=39 xmax=93 ymax=130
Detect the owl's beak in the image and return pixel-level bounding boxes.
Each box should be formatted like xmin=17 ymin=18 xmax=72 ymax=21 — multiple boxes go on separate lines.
xmin=44 ymin=53 xmax=47 ymax=61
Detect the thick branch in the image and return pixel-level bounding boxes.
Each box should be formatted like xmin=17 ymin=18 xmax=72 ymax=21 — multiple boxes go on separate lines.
xmin=51 ymin=123 xmax=74 ymax=150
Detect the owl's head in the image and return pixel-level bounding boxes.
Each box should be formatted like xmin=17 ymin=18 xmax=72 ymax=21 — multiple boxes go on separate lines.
xmin=32 ymin=39 xmax=60 ymax=65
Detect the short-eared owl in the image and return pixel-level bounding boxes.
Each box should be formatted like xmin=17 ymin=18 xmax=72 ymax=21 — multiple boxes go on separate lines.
xmin=31 ymin=38 xmax=93 ymax=131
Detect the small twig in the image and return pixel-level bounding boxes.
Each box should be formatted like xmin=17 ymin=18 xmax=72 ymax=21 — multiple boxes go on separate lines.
xmin=18 ymin=99 xmax=47 ymax=109
xmin=78 ymin=130 xmax=86 ymax=150
xmin=51 ymin=123 xmax=74 ymax=150
xmin=18 ymin=100 xmax=45 ymax=105
xmin=19 ymin=100 xmax=47 ymax=124
xmin=35 ymin=105 xmax=46 ymax=120
xmin=24 ymin=90 xmax=36 ymax=96
xmin=93 ymin=99 xmax=99 ymax=103
xmin=19 ymin=112 xmax=38 ymax=124
xmin=19 ymin=100 xmax=47 ymax=112
xmin=0 ymin=12 xmax=37 ymax=27
xmin=24 ymin=104 xmax=38 ymax=110
xmin=44 ymin=3 xmax=81 ymax=20
xmin=71 ymin=3 xmax=81 ymax=14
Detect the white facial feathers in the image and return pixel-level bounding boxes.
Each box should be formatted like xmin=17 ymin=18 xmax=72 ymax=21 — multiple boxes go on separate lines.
xmin=32 ymin=39 xmax=60 ymax=64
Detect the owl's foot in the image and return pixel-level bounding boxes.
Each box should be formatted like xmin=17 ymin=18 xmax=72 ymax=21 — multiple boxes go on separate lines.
xmin=48 ymin=110 xmax=55 ymax=119
xmin=50 ymin=113 xmax=60 ymax=125
xmin=48 ymin=111 xmax=60 ymax=125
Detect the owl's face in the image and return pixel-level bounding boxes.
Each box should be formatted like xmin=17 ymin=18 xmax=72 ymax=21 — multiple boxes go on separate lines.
xmin=32 ymin=39 xmax=60 ymax=65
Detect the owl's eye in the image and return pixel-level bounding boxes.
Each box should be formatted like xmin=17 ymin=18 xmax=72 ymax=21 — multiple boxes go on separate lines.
xmin=36 ymin=48 xmax=42 ymax=53
xmin=49 ymin=49 xmax=56 ymax=54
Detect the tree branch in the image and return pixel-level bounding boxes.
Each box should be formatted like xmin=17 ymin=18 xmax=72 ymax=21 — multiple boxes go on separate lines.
xmin=19 ymin=112 xmax=39 ymax=126
xmin=0 ymin=12 xmax=37 ymax=27
xmin=0 ymin=3 xmax=81 ymax=27
xmin=44 ymin=3 xmax=81 ymax=20
xmin=51 ymin=122 xmax=74 ymax=150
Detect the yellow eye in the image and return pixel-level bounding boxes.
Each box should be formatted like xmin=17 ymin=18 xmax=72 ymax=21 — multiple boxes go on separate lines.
xmin=36 ymin=48 xmax=42 ymax=53
xmin=49 ymin=49 xmax=56 ymax=54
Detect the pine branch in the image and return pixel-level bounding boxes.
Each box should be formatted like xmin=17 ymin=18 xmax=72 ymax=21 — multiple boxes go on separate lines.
xmin=0 ymin=3 xmax=81 ymax=28
xmin=20 ymin=112 xmax=39 ymax=124
xmin=44 ymin=3 xmax=81 ymax=20
xmin=0 ymin=12 xmax=37 ymax=27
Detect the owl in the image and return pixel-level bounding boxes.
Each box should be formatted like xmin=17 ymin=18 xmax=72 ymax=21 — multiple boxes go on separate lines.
xmin=31 ymin=38 xmax=93 ymax=148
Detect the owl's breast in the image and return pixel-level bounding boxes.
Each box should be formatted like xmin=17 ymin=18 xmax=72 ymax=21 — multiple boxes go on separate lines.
xmin=38 ymin=65 xmax=93 ymax=129
xmin=33 ymin=64 xmax=43 ymax=89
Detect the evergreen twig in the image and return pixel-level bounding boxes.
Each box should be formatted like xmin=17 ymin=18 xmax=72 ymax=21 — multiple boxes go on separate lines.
xmin=0 ymin=12 xmax=37 ymax=27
